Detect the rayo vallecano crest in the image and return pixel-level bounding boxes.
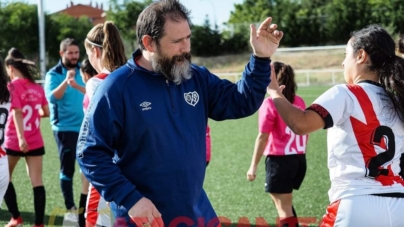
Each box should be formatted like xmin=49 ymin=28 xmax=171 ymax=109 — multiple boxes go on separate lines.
xmin=184 ymin=91 xmax=199 ymax=107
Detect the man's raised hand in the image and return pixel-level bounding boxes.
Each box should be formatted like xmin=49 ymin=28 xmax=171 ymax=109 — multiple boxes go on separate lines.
xmin=250 ymin=17 xmax=284 ymax=58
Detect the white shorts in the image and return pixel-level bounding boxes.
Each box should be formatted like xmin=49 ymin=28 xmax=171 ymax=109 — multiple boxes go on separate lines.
xmin=86 ymin=184 xmax=111 ymax=227
xmin=320 ymin=194 xmax=404 ymax=227
xmin=0 ymin=156 xmax=9 ymax=206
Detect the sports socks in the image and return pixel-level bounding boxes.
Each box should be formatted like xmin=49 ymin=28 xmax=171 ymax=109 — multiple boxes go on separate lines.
xmin=278 ymin=216 xmax=298 ymax=227
xmin=277 ymin=205 xmax=299 ymax=227
xmin=4 ymin=182 xmax=20 ymax=219
xmin=79 ymin=193 xmax=88 ymax=227
xmin=33 ymin=186 xmax=46 ymax=225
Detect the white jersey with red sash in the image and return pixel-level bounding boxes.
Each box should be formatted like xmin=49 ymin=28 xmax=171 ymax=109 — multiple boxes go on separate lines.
xmin=308 ymin=81 xmax=404 ymax=203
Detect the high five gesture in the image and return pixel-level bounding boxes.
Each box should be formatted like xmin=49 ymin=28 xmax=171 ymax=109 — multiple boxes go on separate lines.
xmin=250 ymin=17 xmax=284 ymax=58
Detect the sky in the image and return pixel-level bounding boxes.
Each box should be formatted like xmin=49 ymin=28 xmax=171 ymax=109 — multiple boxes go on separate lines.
xmin=23 ymin=0 xmax=245 ymax=28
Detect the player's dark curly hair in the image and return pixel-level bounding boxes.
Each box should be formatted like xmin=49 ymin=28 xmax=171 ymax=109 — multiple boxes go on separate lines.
xmin=351 ymin=24 xmax=404 ymax=122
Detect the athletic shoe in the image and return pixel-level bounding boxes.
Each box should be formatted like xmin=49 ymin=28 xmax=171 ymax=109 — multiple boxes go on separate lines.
xmin=5 ymin=217 xmax=23 ymax=227
xmin=63 ymin=208 xmax=79 ymax=226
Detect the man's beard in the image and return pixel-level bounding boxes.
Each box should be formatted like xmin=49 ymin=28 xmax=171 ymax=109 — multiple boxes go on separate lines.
xmin=151 ymin=50 xmax=192 ymax=85
xmin=64 ymin=58 xmax=78 ymax=68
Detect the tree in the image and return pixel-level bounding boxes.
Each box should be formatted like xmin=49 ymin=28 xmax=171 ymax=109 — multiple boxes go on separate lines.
xmin=191 ymin=16 xmax=223 ymax=57
xmin=226 ymin=0 xmax=330 ymax=47
xmin=46 ymin=13 xmax=93 ymax=65
xmin=228 ymin=0 xmax=272 ymax=24
xmin=293 ymin=0 xmax=331 ymax=46
xmin=227 ymin=0 xmax=308 ymax=47
xmin=324 ymin=0 xmax=377 ymax=44
xmin=0 ymin=2 xmax=94 ymax=67
xmin=224 ymin=0 xmax=273 ymax=52
xmin=106 ymin=0 xmax=152 ymax=51
xmin=369 ymin=0 xmax=404 ymax=37
xmin=0 ymin=2 xmax=40 ymax=59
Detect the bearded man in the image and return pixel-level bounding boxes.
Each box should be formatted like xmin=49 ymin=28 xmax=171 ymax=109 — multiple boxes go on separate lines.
xmin=77 ymin=0 xmax=284 ymax=226
xmin=44 ymin=38 xmax=85 ymax=224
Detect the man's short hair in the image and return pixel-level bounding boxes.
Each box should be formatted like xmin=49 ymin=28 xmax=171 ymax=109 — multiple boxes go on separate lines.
xmin=60 ymin=38 xmax=80 ymax=52
xmin=136 ymin=0 xmax=191 ymax=50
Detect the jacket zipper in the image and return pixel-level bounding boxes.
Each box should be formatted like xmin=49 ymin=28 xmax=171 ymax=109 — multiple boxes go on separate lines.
xmin=166 ymin=80 xmax=175 ymax=112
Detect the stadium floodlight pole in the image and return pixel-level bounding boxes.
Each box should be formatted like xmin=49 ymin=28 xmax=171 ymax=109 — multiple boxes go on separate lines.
xmin=38 ymin=0 xmax=46 ymax=81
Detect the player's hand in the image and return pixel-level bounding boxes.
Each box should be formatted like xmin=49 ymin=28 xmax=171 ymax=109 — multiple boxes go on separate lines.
xmin=267 ymin=63 xmax=285 ymax=97
xmin=247 ymin=165 xmax=257 ymax=181
xmin=18 ymin=137 xmax=29 ymax=153
xmin=250 ymin=17 xmax=283 ymax=58
xmin=128 ymin=197 xmax=164 ymax=227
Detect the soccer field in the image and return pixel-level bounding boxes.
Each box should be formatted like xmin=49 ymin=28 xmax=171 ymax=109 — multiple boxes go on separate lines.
xmin=0 ymin=86 xmax=331 ymax=226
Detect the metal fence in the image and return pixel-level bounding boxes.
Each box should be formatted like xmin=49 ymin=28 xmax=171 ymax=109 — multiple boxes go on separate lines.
xmin=36 ymin=45 xmax=347 ymax=86
xmin=215 ymin=68 xmax=345 ymax=86
xmin=211 ymin=45 xmax=347 ymax=86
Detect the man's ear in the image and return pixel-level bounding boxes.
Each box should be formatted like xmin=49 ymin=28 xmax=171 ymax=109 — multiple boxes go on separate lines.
xmin=356 ymin=49 xmax=368 ymax=64
xmin=59 ymin=50 xmax=64 ymax=58
xmin=142 ymin=35 xmax=156 ymax=53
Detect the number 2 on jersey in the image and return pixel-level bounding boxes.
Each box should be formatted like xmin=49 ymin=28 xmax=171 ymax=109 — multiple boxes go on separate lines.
xmin=285 ymin=127 xmax=307 ymax=155
xmin=0 ymin=108 xmax=9 ymax=144
xmin=23 ymin=104 xmax=41 ymax=131
xmin=365 ymin=125 xmax=395 ymax=179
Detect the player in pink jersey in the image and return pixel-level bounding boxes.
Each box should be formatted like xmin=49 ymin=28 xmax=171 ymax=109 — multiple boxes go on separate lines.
xmin=81 ymin=21 xmax=127 ymax=227
xmin=3 ymin=48 xmax=49 ymax=227
xmin=0 ymin=56 xmax=11 ymax=213
xmin=268 ymin=25 xmax=404 ymax=226
xmin=247 ymin=62 xmax=307 ymax=227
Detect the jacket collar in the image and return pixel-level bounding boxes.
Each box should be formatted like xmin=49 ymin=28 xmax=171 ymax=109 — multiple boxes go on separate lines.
xmin=127 ymin=49 xmax=164 ymax=77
